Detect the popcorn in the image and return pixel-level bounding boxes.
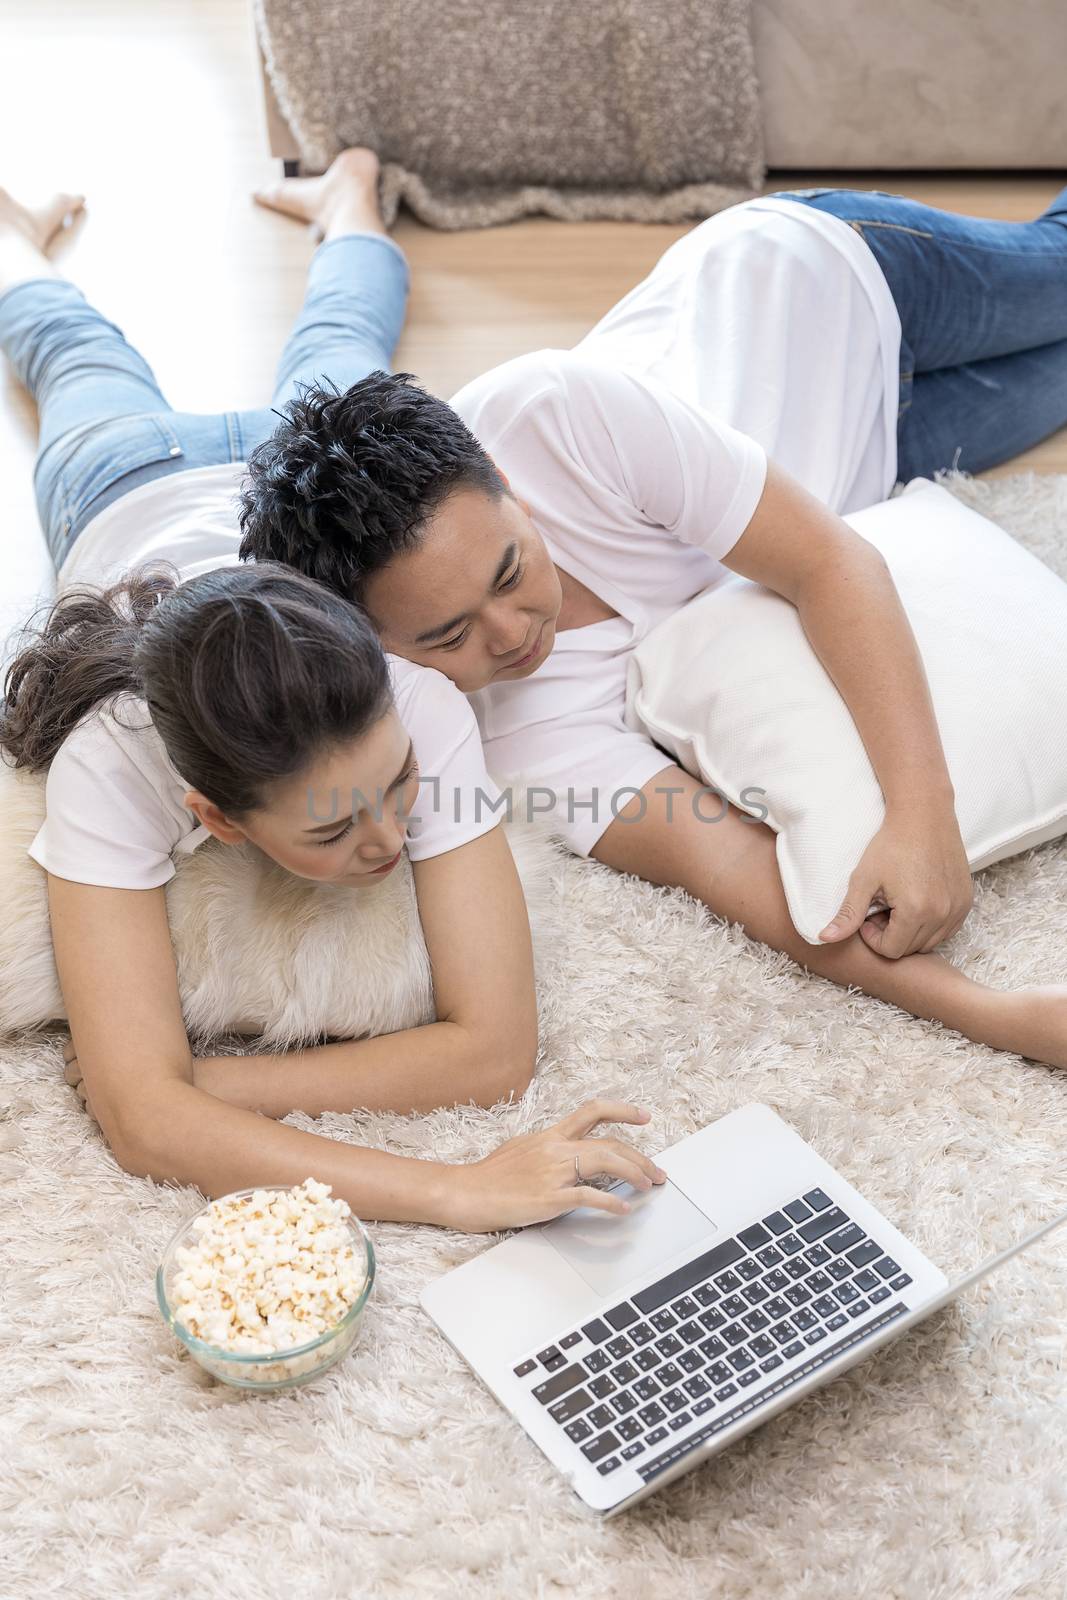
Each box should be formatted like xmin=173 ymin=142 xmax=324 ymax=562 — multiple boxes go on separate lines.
xmin=171 ymin=1178 xmax=366 ymax=1355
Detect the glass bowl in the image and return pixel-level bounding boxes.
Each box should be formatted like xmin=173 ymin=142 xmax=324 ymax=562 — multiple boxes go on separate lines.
xmin=156 ymin=1186 xmax=376 ymax=1391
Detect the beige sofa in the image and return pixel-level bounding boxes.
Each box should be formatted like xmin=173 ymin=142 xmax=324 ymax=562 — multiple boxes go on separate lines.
xmin=260 ymin=0 xmax=1066 ymax=174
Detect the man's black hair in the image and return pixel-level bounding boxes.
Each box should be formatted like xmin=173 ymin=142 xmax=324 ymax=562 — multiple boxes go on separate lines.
xmin=237 ymin=371 xmax=509 ymax=602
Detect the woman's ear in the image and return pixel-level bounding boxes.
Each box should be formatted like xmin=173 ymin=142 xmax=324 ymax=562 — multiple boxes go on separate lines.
xmin=184 ymin=791 xmax=248 ymax=845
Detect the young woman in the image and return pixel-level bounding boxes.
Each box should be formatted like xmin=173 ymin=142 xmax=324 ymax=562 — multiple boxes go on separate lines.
xmin=238 ymin=183 xmax=1067 ymax=1069
xmin=0 ymin=157 xmax=666 ymax=1231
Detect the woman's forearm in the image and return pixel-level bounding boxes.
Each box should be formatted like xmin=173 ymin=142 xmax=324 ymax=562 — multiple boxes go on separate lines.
xmin=46 ymin=880 xmax=499 ymax=1225
xmin=795 ymin=545 xmax=956 ymax=815
xmin=194 ymin=1018 xmax=532 ymax=1120
xmin=124 ymin=1078 xmax=460 ymax=1224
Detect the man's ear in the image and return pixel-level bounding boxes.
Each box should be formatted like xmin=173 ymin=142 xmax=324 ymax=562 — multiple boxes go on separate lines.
xmin=184 ymin=791 xmax=249 ymax=846
xmin=495 ymin=463 xmax=530 ymax=513
xmin=502 ymin=467 xmax=534 ymax=515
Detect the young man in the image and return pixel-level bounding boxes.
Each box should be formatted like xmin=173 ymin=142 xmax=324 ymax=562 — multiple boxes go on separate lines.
xmin=239 ymin=185 xmax=1067 ymax=1068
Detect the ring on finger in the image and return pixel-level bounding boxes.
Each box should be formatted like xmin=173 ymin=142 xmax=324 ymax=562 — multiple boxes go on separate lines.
xmin=574 ymin=1151 xmax=582 ymax=1185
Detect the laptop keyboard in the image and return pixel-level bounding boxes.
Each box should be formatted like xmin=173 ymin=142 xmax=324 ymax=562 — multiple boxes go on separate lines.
xmin=511 ymin=1187 xmax=912 ymax=1480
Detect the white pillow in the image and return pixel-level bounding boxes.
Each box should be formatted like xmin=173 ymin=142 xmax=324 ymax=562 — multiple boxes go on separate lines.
xmin=624 ymin=478 xmax=1067 ymax=944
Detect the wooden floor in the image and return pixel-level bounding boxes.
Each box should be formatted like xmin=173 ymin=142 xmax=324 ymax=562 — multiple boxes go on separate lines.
xmin=2 ymin=0 xmax=1066 ymax=563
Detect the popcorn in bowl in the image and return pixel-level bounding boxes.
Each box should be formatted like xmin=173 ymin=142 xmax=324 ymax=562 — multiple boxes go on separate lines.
xmin=156 ymin=1178 xmax=375 ymax=1390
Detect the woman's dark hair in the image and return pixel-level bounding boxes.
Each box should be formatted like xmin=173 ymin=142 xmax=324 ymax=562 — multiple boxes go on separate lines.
xmin=0 ymin=562 xmax=392 ymax=815
xmin=237 ymin=371 xmax=509 ymax=602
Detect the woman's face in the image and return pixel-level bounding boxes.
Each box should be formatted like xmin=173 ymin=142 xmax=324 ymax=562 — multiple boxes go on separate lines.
xmin=191 ymin=708 xmax=420 ymax=887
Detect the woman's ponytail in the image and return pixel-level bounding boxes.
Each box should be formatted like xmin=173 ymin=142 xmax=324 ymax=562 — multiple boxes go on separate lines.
xmin=2 ymin=561 xmax=392 ymax=818
xmin=0 ymin=568 xmax=177 ymax=772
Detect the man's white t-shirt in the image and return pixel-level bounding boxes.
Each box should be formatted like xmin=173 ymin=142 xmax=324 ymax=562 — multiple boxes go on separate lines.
xmin=450 ymin=197 xmax=902 ymax=855
xmin=30 ymin=466 xmax=501 ymax=889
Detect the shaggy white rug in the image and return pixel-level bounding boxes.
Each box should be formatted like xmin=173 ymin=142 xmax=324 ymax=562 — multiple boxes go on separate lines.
xmin=3 ymin=471 xmax=1067 ymax=1600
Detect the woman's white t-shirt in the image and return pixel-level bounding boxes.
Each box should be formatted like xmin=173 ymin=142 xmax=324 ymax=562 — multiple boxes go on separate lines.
xmin=30 ymin=471 xmax=502 ymax=889
xmin=450 ymin=197 xmax=902 ymax=855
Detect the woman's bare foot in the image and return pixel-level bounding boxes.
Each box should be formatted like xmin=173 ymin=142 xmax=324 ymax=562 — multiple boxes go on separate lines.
xmin=0 ymin=186 xmax=85 ymax=297
xmin=0 ymin=187 xmax=85 ymax=251
xmin=253 ymin=148 xmax=385 ymax=243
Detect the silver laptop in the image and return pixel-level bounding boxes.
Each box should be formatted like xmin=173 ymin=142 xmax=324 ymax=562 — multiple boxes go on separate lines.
xmin=421 ymin=1102 xmax=1066 ymax=1515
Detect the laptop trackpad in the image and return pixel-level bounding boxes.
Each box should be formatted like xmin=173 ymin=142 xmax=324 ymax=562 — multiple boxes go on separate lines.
xmin=541 ymin=1179 xmax=717 ymax=1298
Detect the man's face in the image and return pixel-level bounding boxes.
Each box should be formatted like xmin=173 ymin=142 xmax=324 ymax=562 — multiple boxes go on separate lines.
xmin=363 ymin=487 xmax=563 ymax=693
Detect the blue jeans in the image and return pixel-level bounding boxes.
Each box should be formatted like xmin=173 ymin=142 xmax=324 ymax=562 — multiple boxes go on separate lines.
xmin=768 ymin=185 xmax=1067 ymax=481
xmin=0 ymin=231 xmax=408 ymax=567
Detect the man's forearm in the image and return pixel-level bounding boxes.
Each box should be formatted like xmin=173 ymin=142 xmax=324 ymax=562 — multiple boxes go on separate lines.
xmin=795 ymin=546 xmax=956 ymax=815
xmin=194 ymin=1019 xmax=530 ymax=1119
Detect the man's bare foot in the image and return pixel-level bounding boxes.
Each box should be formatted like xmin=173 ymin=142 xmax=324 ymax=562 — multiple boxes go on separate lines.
xmin=253 ymin=148 xmax=385 ymax=243
xmin=0 ymin=186 xmax=86 ymax=251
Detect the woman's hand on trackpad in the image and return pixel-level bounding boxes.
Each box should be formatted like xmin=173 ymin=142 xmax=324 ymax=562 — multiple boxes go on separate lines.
xmin=441 ymin=1100 xmax=667 ymax=1234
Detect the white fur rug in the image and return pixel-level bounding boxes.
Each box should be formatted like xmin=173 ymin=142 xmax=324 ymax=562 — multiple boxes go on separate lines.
xmin=4 ymin=471 xmax=1067 ymax=1600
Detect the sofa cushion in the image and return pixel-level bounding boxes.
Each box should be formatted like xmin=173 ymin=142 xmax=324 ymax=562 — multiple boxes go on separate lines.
xmin=255 ymin=0 xmax=764 ymax=227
